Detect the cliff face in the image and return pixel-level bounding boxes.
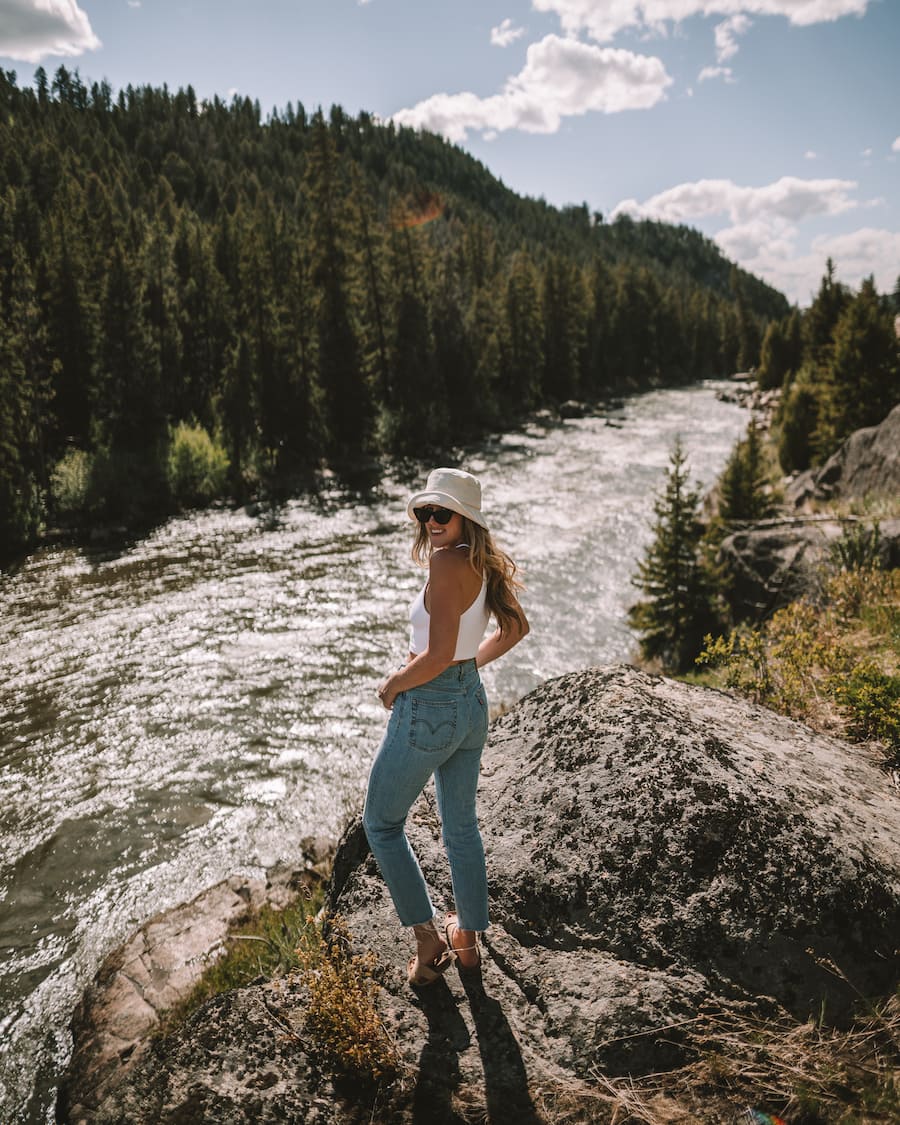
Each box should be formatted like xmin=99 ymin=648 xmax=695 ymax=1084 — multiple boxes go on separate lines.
xmin=717 ymin=516 xmax=900 ymax=621
xmin=60 ymin=665 xmax=900 ymax=1124
xmin=786 ymin=403 xmax=900 ymax=509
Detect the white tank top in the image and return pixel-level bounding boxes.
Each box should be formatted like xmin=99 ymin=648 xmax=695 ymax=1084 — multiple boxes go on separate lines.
xmin=408 ymin=547 xmax=490 ymax=660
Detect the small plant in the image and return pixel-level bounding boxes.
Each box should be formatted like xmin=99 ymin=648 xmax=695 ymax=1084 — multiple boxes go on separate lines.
xmin=830 ymin=520 xmax=882 ymax=573
xmin=156 ymin=890 xmax=324 ymax=1037
xmin=293 ymin=913 xmax=399 ymax=1087
xmin=833 ymin=662 xmax=900 ymax=761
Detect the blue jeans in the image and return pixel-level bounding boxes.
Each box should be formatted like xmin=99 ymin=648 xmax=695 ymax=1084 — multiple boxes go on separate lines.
xmin=363 ymin=659 xmax=490 ymax=931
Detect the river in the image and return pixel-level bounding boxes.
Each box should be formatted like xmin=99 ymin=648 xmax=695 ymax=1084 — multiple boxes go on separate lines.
xmin=0 ymin=381 xmax=747 ymax=1121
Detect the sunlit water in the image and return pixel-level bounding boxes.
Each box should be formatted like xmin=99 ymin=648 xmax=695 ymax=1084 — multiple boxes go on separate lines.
xmin=0 ymin=382 xmax=747 ymax=1121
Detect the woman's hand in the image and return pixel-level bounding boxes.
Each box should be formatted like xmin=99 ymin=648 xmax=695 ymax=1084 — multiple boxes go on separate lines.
xmin=377 ymin=673 xmax=400 ymax=711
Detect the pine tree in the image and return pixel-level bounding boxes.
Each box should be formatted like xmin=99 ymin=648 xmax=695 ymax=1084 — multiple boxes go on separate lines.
xmin=304 ymin=112 xmax=372 ymax=466
xmin=502 ymin=251 xmax=543 ymax=411
xmin=0 ymin=251 xmax=48 ymax=556
xmin=717 ymin=417 xmax=775 ymax=523
xmin=42 ymin=229 xmax=97 ymax=451
xmin=804 ymin=258 xmax=849 ymax=365
xmin=777 ymin=368 xmax=820 ymax=473
xmin=629 ymin=439 xmax=715 ymax=672
xmin=815 ymin=277 xmax=899 ymax=457
xmin=584 ymin=256 xmax=613 ymax=395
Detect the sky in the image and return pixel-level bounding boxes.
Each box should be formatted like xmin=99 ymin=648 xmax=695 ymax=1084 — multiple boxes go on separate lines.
xmin=1 ymin=0 xmax=898 ymax=307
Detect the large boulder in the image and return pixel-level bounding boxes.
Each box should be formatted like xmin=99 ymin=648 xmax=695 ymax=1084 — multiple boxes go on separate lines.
xmin=718 ymin=517 xmax=900 ymax=621
xmin=62 ymin=666 xmax=900 ymax=1123
xmin=786 ymin=403 xmax=900 ymax=509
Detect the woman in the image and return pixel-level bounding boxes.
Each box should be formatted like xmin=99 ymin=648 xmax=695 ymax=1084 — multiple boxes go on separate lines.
xmin=363 ymin=467 xmax=529 ymax=986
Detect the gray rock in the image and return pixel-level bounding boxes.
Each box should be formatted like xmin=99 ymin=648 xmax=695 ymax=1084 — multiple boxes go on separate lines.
xmin=718 ymin=517 xmax=900 ymax=621
xmin=58 ymin=850 xmax=331 ymax=1125
xmin=786 ymin=403 xmax=900 ymax=508
xmin=62 ymin=667 xmax=900 ymax=1122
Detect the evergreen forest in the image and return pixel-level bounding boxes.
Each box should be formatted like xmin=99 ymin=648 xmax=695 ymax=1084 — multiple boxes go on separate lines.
xmin=757 ymin=260 xmax=900 ymax=473
xmin=1 ymin=66 xmax=791 ymax=561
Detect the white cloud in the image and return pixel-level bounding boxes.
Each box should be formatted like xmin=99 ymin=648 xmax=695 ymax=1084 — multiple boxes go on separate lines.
xmin=714 ymin=13 xmax=752 ymax=60
xmin=810 ymin=227 xmax=900 ymax=290
xmin=0 ymin=0 xmax=100 ymax=63
xmin=491 ymin=18 xmax=525 ymax=47
xmin=393 ymin=34 xmax=672 ymax=143
xmin=892 ymin=137 xmax=900 ymax=153
xmin=612 ymin=175 xmax=858 ymax=226
xmin=531 ymin=1 xmax=871 ymax=43
xmin=610 ymin=174 xmax=895 ymax=304
xmin=734 ymin=227 xmax=900 ymax=304
xmin=698 ymin=64 xmax=734 ymax=82
xmin=804 ymin=149 xmax=817 ymax=159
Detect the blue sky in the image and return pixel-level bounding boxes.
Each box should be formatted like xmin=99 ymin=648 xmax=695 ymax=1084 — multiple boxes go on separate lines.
xmin=2 ymin=0 xmax=898 ymax=306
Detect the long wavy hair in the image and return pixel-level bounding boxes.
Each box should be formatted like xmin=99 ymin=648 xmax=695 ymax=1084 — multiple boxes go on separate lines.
xmin=412 ymin=516 xmax=526 ymax=635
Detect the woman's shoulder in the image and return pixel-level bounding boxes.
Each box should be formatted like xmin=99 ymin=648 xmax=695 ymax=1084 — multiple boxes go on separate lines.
xmin=429 ymin=544 xmax=470 ymax=573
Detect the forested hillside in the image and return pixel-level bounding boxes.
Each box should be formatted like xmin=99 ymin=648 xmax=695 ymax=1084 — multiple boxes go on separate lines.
xmin=0 ymin=66 xmax=788 ymax=559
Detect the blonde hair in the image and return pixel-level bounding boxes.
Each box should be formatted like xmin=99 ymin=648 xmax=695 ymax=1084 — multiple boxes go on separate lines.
xmin=412 ymin=516 xmax=525 ymax=635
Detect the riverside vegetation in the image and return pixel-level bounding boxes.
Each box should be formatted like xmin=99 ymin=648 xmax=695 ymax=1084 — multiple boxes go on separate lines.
xmin=629 ymin=260 xmax=899 ymax=763
xmin=0 ymin=66 xmax=788 ymax=562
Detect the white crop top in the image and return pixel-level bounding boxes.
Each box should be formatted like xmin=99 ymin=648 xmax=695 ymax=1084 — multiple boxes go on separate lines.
xmin=409 ymin=549 xmax=490 ymax=660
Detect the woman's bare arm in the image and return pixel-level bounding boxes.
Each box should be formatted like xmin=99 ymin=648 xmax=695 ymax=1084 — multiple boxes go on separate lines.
xmin=475 ymin=604 xmax=529 ymax=669
xmin=377 ymin=549 xmax=469 ymax=709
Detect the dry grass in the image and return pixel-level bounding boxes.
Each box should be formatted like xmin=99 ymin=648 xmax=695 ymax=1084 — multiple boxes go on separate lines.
xmin=291 ymin=912 xmax=400 ymax=1088
xmin=588 ymin=992 xmax=900 ymax=1125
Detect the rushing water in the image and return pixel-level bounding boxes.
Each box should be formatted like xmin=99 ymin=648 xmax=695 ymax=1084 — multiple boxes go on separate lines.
xmin=0 ymin=381 xmax=747 ymax=1121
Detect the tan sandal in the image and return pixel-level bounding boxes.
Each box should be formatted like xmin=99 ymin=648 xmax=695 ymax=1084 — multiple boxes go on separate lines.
xmin=407 ymin=920 xmax=453 ymax=987
xmin=407 ymin=947 xmax=454 ymax=986
xmin=444 ymin=912 xmax=481 ymax=970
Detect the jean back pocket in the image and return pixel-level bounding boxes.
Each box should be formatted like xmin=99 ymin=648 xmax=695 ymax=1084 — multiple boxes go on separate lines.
xmin=410 ymin=696 xmax=459 ymax=754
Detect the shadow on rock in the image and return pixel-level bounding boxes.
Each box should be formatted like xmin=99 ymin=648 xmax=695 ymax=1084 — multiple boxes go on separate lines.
xmin=411 ymin=980 xmax=468 ymax=1124
xmin=411 ymin=967 xmax=542 ymax=1125
xmin=459 ymin=966 xmax=543 ymax=1125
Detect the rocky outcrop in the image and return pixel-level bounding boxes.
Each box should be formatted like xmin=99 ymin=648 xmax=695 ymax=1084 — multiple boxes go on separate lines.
xmin=717 ymin=516 xmax=900 ymax=621
xmin=63 ymin=666 xmax=900 ymax=1123
xmin=58 ymin=850 xmax=331 ymax=1125
xmin=786 ymin=403 xmax=900 ymax=509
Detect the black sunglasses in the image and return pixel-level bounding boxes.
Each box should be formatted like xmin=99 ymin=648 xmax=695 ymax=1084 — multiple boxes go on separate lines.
xmin=413 ymin=506 xmax=455 ymax=525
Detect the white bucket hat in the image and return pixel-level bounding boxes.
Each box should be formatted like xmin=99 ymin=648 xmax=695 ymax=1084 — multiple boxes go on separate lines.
xmin=407 ymin=467 xmax=489 ymax=529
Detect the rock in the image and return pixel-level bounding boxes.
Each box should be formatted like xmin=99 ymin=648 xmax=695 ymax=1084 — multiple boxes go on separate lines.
xmin=58 ymin=846 xmax=332 ymax=1125
xmin=62 ymin=668 xmax=900 ymax=1122
xmin=558 ymin=400 xmax=586 ymax=419
xmin=332 ymin=667 xmax=899 ymax=1082
xmin=718 ymin=516 xmax=900 ymax=621
xmin=786 ymin=403 xmax=900 ymax=508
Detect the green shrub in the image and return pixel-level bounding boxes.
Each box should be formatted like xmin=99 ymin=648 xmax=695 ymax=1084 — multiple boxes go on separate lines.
xmin=49 ymin=448 xmax=93 ymax=519
xmin=166 ymin=421 xmax=230 ymax=508
xmin=697 ymin=568 xmax=898 ymax=764
xmin=830 ymin=519 xmax=882 ymax=573
xmin=777 ymin=370 xmax=820 ymax=473
xmin=833 ymin=663 xmax=900 ymax=760
xmin=698 ymin=601 xmax=850 ymax=718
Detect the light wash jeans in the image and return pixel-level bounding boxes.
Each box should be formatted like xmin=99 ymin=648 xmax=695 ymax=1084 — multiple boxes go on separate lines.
xmin=363 ymin=659 xmax=490 ymax=931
